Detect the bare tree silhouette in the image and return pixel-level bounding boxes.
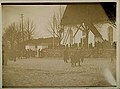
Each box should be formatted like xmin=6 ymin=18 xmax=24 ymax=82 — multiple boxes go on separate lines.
xmin=46 ymin=6 xmax=65 ymax=46
xmin=24 ymin=18 xmax=35 ymax=41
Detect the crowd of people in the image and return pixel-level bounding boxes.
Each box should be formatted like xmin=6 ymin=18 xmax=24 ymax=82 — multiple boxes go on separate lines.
xmin=64 ymin=48 xmax=86 ymax=67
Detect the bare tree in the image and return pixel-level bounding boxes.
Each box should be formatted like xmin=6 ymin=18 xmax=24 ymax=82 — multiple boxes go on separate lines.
xmin=2 ymin=22 xmax=19 ymax=65
xmin=24 ymin=18 xmax=35 ymax=41
xmin=46 ymin=6 xmax=64 ymax=46
xmin=3 ymin=22 xmax=18 ymax=49
xmin=3 ymin=18 xmax=35 ymax=46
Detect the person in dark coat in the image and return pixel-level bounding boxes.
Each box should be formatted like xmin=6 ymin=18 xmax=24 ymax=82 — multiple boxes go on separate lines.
xmin=64 ymin=48 xmax=69 ymax=63
xmin=71 ymin=50 xmax=81 ymax=67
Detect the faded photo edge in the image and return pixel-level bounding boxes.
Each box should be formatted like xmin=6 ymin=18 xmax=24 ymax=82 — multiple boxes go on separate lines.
xmin=0 ymin=0 xmax=120 ymax=89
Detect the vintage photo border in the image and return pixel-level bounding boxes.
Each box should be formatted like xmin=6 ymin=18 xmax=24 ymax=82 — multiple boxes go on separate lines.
xmin=0 ymin=0 xmax=120 ymax=88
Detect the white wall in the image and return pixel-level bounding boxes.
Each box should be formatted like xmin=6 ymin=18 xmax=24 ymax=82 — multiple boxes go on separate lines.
xmin=61 ymin=23 xmax=116 ymax=47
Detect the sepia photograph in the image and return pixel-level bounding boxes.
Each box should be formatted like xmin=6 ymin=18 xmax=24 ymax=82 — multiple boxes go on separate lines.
xmin=1 ymin=2 xmax=118 ymax=88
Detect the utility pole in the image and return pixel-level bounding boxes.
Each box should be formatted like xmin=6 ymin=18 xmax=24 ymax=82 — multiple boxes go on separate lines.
xmin=21 ymin=14 xmax=24 ymax=42
xmin=53 ymin=14 xmax=56 ymax=49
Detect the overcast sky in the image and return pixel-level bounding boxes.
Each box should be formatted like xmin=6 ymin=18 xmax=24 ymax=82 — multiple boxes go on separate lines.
xmin=2 ymin=5 xmax=66 ymax=38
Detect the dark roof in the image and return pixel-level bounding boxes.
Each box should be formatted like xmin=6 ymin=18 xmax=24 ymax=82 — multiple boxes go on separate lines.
xmin=61 ymin=3 xmax=108 ymax=26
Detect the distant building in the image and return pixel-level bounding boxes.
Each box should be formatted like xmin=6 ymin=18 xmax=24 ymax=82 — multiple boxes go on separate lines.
xmin=25 ymin=44 xmax=48 ymax=57
xmin=108 ymin=26 xmax=113 ymax=44
xmin=25 ymin=37 xmax=59 ymax=57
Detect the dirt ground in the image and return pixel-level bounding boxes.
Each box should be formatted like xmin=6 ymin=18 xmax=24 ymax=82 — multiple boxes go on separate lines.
xmin=2 ymin=57 xmax=116 ymax=88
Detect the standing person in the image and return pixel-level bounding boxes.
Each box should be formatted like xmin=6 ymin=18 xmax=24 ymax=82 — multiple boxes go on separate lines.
xmin=38 ymin=49 xmax=42 ymax=58
xmin=80 ymin=48 xmax=85 ymax=63
xmin=3 ymin=44 xmax=8 ymax=65
xmin=70 ymin=52 xmax=75 ymax=66
xmin=13 ymin=48 xmax=16 ymax=62
xmin=64 ymin=48 xmax=69 ymax=63
xmin=70 ymin=50 xmax=81 ymax=67
xmin=76 ymin=50 xmax=81 ymax=66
